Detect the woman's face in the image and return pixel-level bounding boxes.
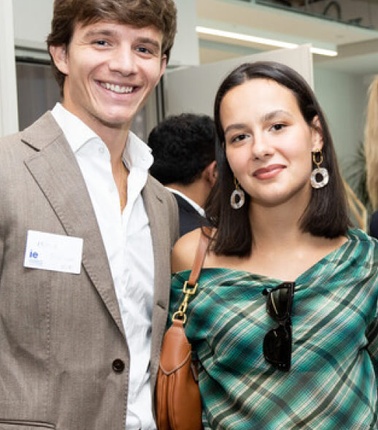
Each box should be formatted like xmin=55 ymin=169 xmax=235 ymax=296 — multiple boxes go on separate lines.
xmin=220 ymin=78 xmax=323 ymax=210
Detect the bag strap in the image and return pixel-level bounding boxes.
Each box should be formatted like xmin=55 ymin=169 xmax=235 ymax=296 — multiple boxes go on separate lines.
xmin=172 ymin=226 xmax=212 ymax=324
xmin=187 ymin=226 xmax=212 ymax=286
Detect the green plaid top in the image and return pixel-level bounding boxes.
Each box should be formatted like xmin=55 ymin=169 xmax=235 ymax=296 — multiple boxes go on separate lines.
xmin=170 ymin=229 xmax=378 ymax=429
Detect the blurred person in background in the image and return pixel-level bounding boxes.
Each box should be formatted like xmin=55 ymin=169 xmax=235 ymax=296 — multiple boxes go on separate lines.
xmin=148 ymin=113 xmax=217 ymax=236
xmin=364 ymin=76 xmax=378 ymax=239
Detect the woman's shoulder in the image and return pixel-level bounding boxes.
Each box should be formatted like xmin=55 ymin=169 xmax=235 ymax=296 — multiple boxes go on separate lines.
xmin=172 ymin=228 xmax=208 ymax=273
xmin=345 ymin=228 xmax=378 ymax=263
xmin=348 ymin=227 xmax=377 ymax=244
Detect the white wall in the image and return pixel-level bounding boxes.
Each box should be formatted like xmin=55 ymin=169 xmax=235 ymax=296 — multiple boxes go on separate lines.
xmin=314 ymin=68 xmax=368 ymax=170
xmin=13 ymin=0 xmax=52 ymax=51
xmin=169 ymin=0 xmax=199 ymax=67
xmin=0 ymin=0 xmax=18 ymax=136
xmin=164 ymin=45 xmax=313 ymax=118
xmin=0 ymin=0 xmax=53 ymax=137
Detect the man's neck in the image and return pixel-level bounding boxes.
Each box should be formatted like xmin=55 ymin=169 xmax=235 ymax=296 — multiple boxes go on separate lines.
xmin=165 ymin=181 xmax=207 ymax=208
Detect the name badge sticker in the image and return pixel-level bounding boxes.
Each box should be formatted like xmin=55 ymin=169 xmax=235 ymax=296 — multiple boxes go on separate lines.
xmin=24 ymin=230 xmax=83 ymax=274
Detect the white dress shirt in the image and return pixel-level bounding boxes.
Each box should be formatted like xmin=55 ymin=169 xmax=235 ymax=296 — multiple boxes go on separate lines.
xmin=52 ymin=103 xmax=156 ymax=430
xmin=165 ymin=187 xmax=205 ymax=217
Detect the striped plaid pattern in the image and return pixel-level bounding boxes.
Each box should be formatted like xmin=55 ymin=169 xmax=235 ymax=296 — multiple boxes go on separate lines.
xmin=170 ymin=229 xmax=378 ymax=429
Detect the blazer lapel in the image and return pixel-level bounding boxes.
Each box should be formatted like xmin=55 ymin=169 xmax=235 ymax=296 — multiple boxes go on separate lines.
xmin=143 ymin=176 xmax=179 ymax=381
xmin=23 ymin=113 xmax=125 ymax=336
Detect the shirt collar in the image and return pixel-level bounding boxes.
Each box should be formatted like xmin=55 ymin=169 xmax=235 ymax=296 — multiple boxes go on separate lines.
xmin=165 ymin=187 xmax=206 ymax=217
xmin=51 ymin=103 xmax=97 ymax=153
xmin=124 ymin=131 xmax=154 ymax=172
xmin=51 ymin=102 xmax=153 ymax=171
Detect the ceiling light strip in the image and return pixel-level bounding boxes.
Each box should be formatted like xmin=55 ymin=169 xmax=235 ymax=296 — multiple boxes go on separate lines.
xmin=196 ymin=26 xmax=337 ymax=57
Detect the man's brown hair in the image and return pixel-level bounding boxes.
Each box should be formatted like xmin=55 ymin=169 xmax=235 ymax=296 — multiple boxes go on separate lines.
xmin=47 ymin=0 xmax=177 ymax=93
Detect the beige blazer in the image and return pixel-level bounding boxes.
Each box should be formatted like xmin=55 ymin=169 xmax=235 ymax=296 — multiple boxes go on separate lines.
xmin=0 ymin=113 xmax=179 ymax=429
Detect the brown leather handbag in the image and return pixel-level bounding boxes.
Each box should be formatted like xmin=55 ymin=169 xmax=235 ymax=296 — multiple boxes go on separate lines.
xmin=155 ymin=228 xmax=210 ymax=430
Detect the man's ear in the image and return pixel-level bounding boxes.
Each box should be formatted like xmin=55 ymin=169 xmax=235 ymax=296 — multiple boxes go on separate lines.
xmin=49 ymin=45 xmax=69 ymax=75
xmin=311 ymin=115 xmax=324 ymax=151
xmin=158 ymin=54 xmax=167 ymax=80
xmin=202 ymin=160 xmax=218 ymax=188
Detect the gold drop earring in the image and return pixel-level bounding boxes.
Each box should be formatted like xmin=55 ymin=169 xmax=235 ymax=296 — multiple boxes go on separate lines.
xmin=230 ymin=178 xmax=245 ymax=209
xmin=310 ymin=149 xmax=329 ymax=189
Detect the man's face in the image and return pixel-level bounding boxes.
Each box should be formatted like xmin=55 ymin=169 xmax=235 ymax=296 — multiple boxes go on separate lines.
xmin=50 ymin=21 xmax=167 ymax=135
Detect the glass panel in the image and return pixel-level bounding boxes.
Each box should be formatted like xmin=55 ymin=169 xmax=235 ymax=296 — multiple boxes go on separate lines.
xmin=16 ymin=60 xmax=60 ymax=131
xmin=248 ymin=0 xmax=378 ymax=30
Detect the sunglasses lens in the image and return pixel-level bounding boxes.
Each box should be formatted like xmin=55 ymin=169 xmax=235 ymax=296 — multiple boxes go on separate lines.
xmin=263 ymin=324 xmax=292 ymax=371
xmin=266 ymin=284 xmax=293 ymax=322
xmin=263 ymin=282 xmax=294 ymax=371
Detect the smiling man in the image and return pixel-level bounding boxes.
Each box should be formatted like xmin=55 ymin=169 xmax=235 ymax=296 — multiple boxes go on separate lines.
xmin=0 ymin=1 xmax=178 ymax=429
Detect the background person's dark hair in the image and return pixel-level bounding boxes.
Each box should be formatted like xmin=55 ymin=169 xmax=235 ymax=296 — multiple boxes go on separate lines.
xmin=47 ymin=0 xmax=177 ymax=96
xmin=206 ymin=60 xmax=350 ymax=257
xmin=148 ymin=113 xmax=216 ymax=185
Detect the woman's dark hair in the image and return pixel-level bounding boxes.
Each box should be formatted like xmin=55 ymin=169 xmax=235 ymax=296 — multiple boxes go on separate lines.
xmin=206 ymin=60 xmax=350 ymax=257
xmin=47 ymin=0 xmax=177 ymax=95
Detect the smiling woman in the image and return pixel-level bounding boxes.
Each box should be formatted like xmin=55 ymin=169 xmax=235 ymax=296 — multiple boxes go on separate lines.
xmin=221 ymin=78 xmax=320 ymax=211
xmin=169 ymin=61 xmax=378 ymax=429
xmin=208 ymin=61 xmax=349 ymax=260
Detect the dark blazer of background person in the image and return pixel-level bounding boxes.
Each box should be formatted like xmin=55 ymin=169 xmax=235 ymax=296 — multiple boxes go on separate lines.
xmin=171 ymin=192 xmax=208 ymax=236
xmin=370 ymin=211 xmax=378 ymax=239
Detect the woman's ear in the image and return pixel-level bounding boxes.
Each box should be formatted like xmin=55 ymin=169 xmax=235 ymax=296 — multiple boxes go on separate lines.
xmin=49 ymin=45 xmax=69 ymax=75
xmin=311 ymin=115 xmax=324 ymax=151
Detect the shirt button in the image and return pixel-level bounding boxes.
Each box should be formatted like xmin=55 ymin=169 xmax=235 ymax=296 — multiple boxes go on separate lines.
xmin=112 ymin=359 xmax=125 ymax=373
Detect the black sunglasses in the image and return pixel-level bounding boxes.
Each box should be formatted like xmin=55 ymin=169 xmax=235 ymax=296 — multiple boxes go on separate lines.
xmin=262 ymin=282 xmax=295 ymax=372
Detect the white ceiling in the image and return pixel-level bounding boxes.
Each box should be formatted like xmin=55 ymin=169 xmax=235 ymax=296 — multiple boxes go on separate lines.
xmin=195 ymin=0 xmax=378 ymax=75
